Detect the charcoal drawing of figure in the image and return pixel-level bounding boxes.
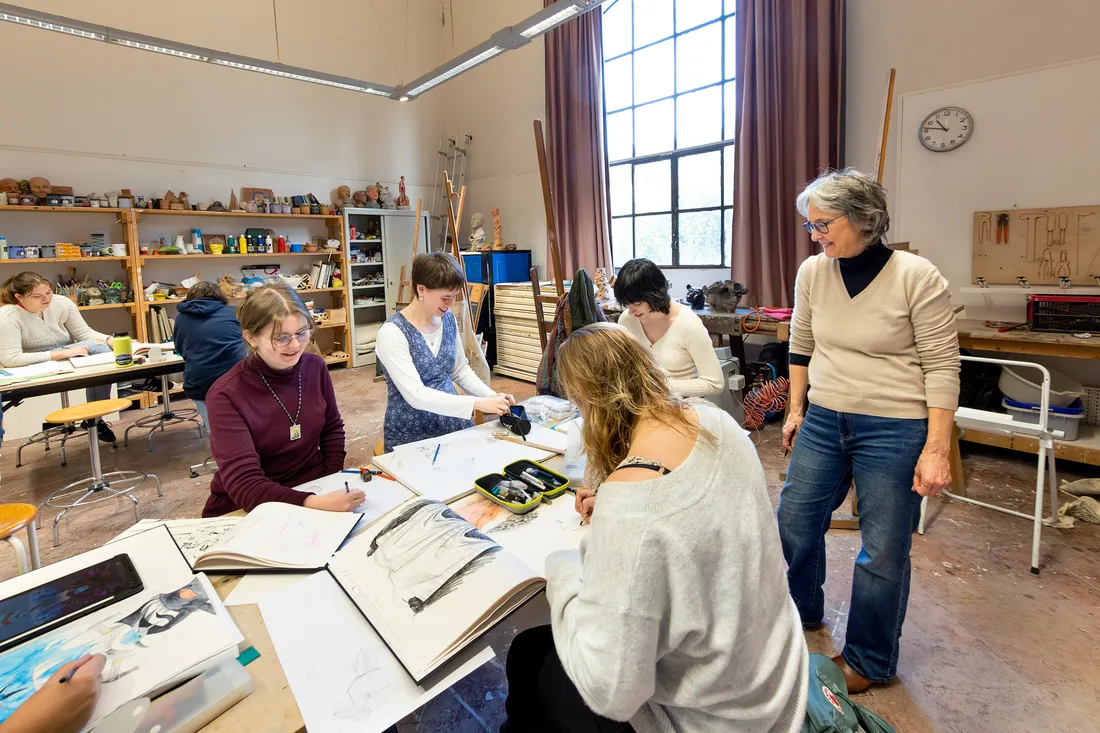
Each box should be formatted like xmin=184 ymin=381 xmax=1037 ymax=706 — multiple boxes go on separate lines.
xmin=368 ymin=500 xmax=500 ymax=613
xmin=0 ymin=578 xmax=216 ymax=724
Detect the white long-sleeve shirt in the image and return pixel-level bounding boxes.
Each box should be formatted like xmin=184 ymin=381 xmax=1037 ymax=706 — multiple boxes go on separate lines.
xmin=375 ymin=318 xmax=496 ymax=419
xmin=0 ymin=299 xmax=109 ymax=367
xmin=618 ymin=305 xmax=724 ymax=397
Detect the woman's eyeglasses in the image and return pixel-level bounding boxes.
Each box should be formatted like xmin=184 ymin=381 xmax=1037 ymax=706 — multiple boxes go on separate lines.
xmin=271 ymin=327 xmax=313 ymax=348
xmin=801 ymin=214 xmax=845 ymax=235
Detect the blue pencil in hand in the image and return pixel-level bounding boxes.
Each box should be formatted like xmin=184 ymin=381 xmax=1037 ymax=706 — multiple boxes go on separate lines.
xmin=432 ymin=444 xmax=441 ymax=464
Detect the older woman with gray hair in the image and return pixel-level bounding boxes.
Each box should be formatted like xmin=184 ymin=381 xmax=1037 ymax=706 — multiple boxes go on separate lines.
xmin=778 ymin=168 xmax=959 ymax=693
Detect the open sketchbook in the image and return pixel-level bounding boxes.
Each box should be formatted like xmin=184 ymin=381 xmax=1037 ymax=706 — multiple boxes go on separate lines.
xmin=373 ymin=424 xmax=554 ymax=504
xmin=327 ymin=498 xmax=546 ymax=682
xmin=115 ymin=505 xmax=358 ymax=572
xmin=0 ymin=526 xmax=242 ymax=731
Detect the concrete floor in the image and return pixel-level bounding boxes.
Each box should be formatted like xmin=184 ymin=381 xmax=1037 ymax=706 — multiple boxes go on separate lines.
xmin=2 ymin=367 xmax=1098 ymax=733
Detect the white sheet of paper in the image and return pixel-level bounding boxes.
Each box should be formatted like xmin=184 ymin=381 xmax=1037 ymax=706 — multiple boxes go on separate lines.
xmin=374 ymin=423 xmax=554 ymax=504
xmin=292 ymin=472 xmax=415 ymax=545
xmin=260 ymin=572 xmax=496 ymax=733
xmin=0 ymin=361 xmax=75 ymax=382
xmin=483 ymin=497 xmax=588 ymax=576
xmin=69 ymin=353 xmax=117 ymax=369
xmin=224 ymin=572 xmax=316 ymax=606
xmin=199 ymin=503 xmax=359 ymax=569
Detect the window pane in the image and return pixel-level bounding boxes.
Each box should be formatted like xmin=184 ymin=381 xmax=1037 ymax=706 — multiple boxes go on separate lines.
xmin=724 ymin=81 xmax=736 ymax=141
xmin=676 ymin=22 xmax=721 ymax=93
xmin=677 ymin=0 xmax=721 ymax=31
xmin=724 ymin=1 xmax=736 ymax=16
xmin=723 ymin=145 xmax=735 ymax=206
xmin=634 ymin=39 xmax=673 ymax=104
xmin=609 ymin=164 xmax=632 ymax=216
xmin=676 ymin=86 xmax=722 ymax=148
xmin=679 ymin=210 xmax=723 ymax=266
xmin=634 ymin=99 xmax=674 ymax=156
xmin=612 ymin=217 xmax=633 ymax=268
xmin=602 ymin=0 xmax=632 ymax=59
xmin=724 ymin=16 xmax=737 ymax=79
xmin=724 ymin=208 xmax=733 ymax=261
xmin=678 ymin=151 xmax=721 ymax=209
xmin=634 ymin=0 xmax=673 ymax=48
xmin=635 ymin=214 xmax=672 ymax=265
xmin=605 ymin=55 xmax=632 ymax=111
xmin=606 ymin=109 xmax=633 ymax=161
xmin=634 ymin=160 xmax=671 ymax=213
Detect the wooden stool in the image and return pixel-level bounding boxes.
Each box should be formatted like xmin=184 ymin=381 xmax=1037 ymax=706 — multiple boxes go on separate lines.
xmin=15 ymin=392 xmax=91 ymax=468
xmin=0 ymin=503 xmax=40 ymax=574
xmin=124 ymin=374 xmax=203 ymax=452
xmin=374 ymin=441 xmax=385 ymax=457
xmin=42 ymin=399 xmax=162 ymax=547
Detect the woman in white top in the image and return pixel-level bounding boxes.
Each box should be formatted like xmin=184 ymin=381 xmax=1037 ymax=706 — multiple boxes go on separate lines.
xmin=375 ymin=252 xmax=514 ymax=451
xmin=500 ymin=323 xmax=807 ymax=733
xmin=0 ymin=272 xmax=119 ymax=442
xmin=614 ymin=259 xmax=723 ymax=397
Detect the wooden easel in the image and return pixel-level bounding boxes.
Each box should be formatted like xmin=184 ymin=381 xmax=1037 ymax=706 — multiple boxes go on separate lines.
xmin=530 ymin=118 xmax=567 ymax=351
xmin=443 ymin=174 xmax=491 ymax=369
xmin=395 ymin=197 xmax=423 ymax=307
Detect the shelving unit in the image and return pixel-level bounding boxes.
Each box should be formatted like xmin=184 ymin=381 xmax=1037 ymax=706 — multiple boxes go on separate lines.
xmin=343 ymin=208 xmax=429 ymax=368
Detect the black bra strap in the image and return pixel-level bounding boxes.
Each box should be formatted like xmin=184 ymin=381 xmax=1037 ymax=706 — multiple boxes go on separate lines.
xmin=617 ymin=455 xmax=672 ymax=475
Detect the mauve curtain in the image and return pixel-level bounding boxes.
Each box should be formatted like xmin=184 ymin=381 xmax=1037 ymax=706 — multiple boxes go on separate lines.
xmin=544 ymin=1 xmax=612 ymax=277
xmin=731 ymin=0 xmax=844 ymax=307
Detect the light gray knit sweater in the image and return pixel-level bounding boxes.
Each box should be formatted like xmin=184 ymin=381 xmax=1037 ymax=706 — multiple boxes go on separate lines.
xmin=0 ymin=299 xmax=109 ymax=367
xmin=545 ymin=403 xmax=808 ymax=733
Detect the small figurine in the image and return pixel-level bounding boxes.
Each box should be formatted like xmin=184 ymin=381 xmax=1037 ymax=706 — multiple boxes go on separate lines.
xmin=491 ymin=208 xmax=503 ymax=250
xmin=378 ymin=183 xmax=395 ymax=210
xmin=396 ymin=176 xmax=411 ymax=209
xmin=469 ymin=213 xmax=487 ymax=250
xmin=178 ymin=191 xmax=191 ymax=210
xmin=685 ymin=284 xmax=706 ymax=310
xmin=229 ymin=190 xmax=240 ymax=211
xmin=365 ymin=185 xmax=381 ymax=209
xmin=593 ymin=268 xmax=612 ymax=304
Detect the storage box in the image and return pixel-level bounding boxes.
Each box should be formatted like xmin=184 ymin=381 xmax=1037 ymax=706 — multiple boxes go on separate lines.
xmin=474 ymin=459 xmax=570 ymax=514
xmin=1002 ymin=397 xmax=1085 ymax=441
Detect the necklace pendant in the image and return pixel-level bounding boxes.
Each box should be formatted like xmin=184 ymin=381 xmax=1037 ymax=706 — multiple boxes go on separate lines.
xmin=290 ymin=424 xmax=302 ymax=442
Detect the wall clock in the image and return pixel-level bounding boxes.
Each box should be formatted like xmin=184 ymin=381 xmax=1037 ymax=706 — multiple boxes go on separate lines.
xmin=919 ymin=106 xmax=973 ymax=152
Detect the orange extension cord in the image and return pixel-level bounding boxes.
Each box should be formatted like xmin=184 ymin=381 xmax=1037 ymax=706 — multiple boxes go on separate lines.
xmin=742 ymin=376 xmax=789 ymax=430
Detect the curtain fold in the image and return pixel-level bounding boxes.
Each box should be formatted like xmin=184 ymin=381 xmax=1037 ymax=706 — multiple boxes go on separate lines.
xmin=731 ymin=0 xmax=845 ymax=307
xmin=544 ymin=2 xmax=612 ymax=277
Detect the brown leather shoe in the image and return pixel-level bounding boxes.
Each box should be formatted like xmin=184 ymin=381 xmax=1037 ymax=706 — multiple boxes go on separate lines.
xmin=831 ymin=655 xmax=873 ymax=694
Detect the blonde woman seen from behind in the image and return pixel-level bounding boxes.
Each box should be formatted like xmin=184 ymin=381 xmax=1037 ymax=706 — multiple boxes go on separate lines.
xmin=500 ymin=322 xmax=807 ymax=733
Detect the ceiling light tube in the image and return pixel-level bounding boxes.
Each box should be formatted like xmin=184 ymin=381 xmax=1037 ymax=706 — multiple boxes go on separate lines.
xmin=516 ymin=0 xmax=612 ymax=39
xmin=0 ymin=2 xmax=106 ymax=40
xmin=108 ymin=30 xmax=210 ymax=62
xmin=400 ymin=40 xmax=508 ymax=99
xmin=209 ymin=52 xmax=395 ymax=96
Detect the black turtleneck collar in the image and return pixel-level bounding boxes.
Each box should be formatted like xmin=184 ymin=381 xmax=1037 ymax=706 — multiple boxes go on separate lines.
xmin=837 ymin=241 xmax=893 ymax=298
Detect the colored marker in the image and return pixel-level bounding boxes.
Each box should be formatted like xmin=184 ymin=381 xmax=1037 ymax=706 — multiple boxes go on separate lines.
xmin=344 ymin=481 xmax=350 ymax=493
xmin=432 ymin=444 xmax=441 ymax=464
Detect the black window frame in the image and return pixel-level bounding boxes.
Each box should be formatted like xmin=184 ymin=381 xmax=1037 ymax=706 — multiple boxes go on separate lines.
xmin=602 ymin=0 xmax=736 ymax=269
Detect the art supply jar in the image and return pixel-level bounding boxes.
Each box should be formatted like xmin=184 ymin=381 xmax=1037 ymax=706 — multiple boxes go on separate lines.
xmin=24 ymin=246 xmax=39 ymax=259
xmin=113 ymin=332 xmax=133 ymax=367
xmin=0 ymin=236 xmax=7 ymax=259
xmin=40 ymin=244 xmax=56 ymax=258
xmin=191 ymin=228 xmax=203 ymax=253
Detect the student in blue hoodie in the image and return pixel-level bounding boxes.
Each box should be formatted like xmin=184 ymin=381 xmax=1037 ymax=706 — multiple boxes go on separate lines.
xmin=173 ymin=281 xmax=246 ymax=426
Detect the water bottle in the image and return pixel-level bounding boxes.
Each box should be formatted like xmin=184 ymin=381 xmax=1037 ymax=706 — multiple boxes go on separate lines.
xmin=0 ymin=235 xmax=7 ymax=260
xmin=191 ymin=228 xmax=203 ymax=254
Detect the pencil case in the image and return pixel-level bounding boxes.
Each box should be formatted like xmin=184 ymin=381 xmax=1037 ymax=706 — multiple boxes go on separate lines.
xmin=473 ymin=459 xmax=571 ymax=514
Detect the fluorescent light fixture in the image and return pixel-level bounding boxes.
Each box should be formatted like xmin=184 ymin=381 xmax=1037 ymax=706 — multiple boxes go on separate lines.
xmin=210 ymin=57 xmax=390 ymax=95
xmin=405 ymin=45 xmax=504 ymax=97
xmin=110 ymin=37 xmax=208 ymax=62
xmin=399 ymin=96 xmax=410 ymax=102
xmin=0 ymin=4 xmax=105 ymax=40
xmin=519 ymin=6 xmax=580 ymax=38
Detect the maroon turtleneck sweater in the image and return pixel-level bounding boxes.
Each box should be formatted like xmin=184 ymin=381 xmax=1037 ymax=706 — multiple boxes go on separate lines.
xmin=202 ymin=352 xmax=346 ymax=517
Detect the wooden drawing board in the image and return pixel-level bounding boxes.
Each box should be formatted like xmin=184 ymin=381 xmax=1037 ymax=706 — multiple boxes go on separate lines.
xmin=972 ymin=204 xmax=1100 ymax=285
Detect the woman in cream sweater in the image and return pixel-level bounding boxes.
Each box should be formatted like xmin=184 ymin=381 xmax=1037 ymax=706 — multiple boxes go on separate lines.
xmin=780 ymin=169 xmax=959 ymax=693
xmin=501 ymin=323 xmax=807 ymax=733
xmin=614 ymin=259 xmax=723 ymax=397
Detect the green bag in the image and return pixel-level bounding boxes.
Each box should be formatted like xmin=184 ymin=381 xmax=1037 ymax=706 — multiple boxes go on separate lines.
xmin=800 ymin=654 xmax=896 ymax=733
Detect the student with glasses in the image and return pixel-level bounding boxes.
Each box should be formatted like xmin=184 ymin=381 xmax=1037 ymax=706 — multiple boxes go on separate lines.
xmin=0 ymin=271 xmax=121 ymax=442
xmin=376 ymin=252 xmax=514 ymax=452
xmin=201 ymin=283 xmax=362 ymax=516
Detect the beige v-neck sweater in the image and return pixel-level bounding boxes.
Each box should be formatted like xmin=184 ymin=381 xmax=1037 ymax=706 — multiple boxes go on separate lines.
xmin=789 ymin=250 xmax=960 ymax=419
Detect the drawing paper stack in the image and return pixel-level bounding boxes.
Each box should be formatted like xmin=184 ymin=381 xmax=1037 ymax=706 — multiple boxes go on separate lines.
xmin=326 ymin=497 xmax=546 ymax=682
xmin=0 ymin=526 xmax=243 ymax=731
xmin=112 ymin=504 xmax=359 ymax=572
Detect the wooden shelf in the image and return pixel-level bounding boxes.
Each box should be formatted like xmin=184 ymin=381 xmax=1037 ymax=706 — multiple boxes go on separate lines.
xmin=324 ymin=355 xmax=349 ymax=366
xmin=352 ymin=284 xmax=385 ymax=289
xmin=350 ymin=261 xmax=384 ymax=266
xmin=139 ymin=251 xmax=342 ymax=262
xmin=353 ymin=303 xmax=386 ymax=309
xmin=0 ymin=256 xmax=130 ymax=263
xmin=960 ymin=424 xmax=1100 ymax=467
xmin=315 ymin=322 xmax=347 ymax=330
xmin=299 ymin=287 xmax=344 ymax=294
xmin=78 ymin=303 xmax=136 ymax=311
xmin=135 ymin=209 xmax=339 ymax=221
xmin=0 ymin=206 xmax=126 ymax=215
xmin=349 ymin=238 xmax=383 ymax=243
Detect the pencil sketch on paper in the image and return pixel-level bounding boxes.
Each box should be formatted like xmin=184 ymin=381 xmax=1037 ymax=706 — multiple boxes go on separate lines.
xmin=112 ymin=518 xmax=241 ymax=566
xmin=367 ymin=500 xmax=500 ymax=614
xmin=227 ymin=513 xmax=329 ymax=556
xmin=328 ymin=649 xmax=391 ymax=721
xmin=0 ymin=578 xmax=216 ymax=724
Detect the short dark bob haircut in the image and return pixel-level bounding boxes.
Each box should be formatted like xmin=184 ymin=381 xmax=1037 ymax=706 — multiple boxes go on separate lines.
xmin=613 ymin=258 xmax=671 ymax=314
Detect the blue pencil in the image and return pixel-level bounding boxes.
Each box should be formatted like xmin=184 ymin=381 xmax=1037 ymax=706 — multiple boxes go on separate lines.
xmin=432 ymin=444 xmax=441 ymax=464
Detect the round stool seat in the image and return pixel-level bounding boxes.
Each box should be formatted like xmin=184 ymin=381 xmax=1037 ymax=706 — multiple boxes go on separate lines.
xmin=0 ymin=503 xmax=38 ymax=540
xmin=46 ymin=398 xmax=131 ymax=425
xmin=374 ymin=440 xmax=385 ymax=457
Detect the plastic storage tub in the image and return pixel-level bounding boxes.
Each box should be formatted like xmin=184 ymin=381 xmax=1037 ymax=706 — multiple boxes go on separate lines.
xmin=1002 ymin=397 xmax=1084 ymax=440
xmin=998 ymin=365 xmax=1085 ymax=408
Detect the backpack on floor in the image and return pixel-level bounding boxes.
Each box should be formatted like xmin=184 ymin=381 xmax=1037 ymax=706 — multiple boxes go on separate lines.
xmin=800 ymin=654 xmax=896 ymax=733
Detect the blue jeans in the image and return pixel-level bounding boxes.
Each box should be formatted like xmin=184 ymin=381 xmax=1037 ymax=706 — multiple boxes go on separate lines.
xmin=40 ymin=340 xmax=113 ymax=403
xmin=777 ymin=404 xmax=926 ymax=682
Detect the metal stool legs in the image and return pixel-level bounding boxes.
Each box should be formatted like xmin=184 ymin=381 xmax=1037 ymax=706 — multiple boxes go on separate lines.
xmin=189 ymin=455 xmax=217 ymax=478
xmin=124 ymin=374 xmax=204 ymax=452
xmin=43 ymin=428 xmax=161 ymax=547
xmin=16 ymin=393 xmax=89 ymax=468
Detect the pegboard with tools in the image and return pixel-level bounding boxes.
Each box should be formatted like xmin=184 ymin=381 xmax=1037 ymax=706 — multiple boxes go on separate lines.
xmin=972 ymin=204 xmax=1100 ymax=285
